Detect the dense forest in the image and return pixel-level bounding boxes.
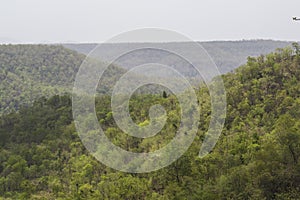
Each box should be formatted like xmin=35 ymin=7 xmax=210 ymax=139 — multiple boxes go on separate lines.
xmin=1 ymin=45 xmax=300 ymax=199
xmin=0 ymin=45 xmax=124 ymax=115
xmin=0 ymin=45 xmax=84 ymax=114
xmin=0 ymin=41 xmax=291 ymax=115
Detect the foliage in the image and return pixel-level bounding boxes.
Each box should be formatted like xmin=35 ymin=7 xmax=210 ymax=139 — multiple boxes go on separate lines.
xmin=0 ymin=44 xmax=124 ymax=115
xmin=1 ymin=47 xmax=300 ymax=199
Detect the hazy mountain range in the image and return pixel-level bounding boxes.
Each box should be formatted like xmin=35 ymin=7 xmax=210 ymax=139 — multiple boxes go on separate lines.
xmin=63 ymin=40 xmax=293 ymax=74
xmin=0 ymin=40 xmax=295 ymax=114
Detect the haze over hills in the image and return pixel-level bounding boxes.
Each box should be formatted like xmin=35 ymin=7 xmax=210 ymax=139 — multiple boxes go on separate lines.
xmin=0 ymin=37 xmax=21 ymax=44
xmin=0 ymin=40 xmax=296 ymax=115
xmin=63 ymin=40 xmax=293 ymax=74
xmin=1 ymin=46 xmax=300 ymax=199
xmin=2 ymin=0 xmax=300 ymax=199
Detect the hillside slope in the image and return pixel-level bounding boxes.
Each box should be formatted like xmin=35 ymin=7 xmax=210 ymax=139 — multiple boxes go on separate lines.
xmin=0 ymin=45 xmax=84 ymax=114
xmin=0 ymin=46 xmax=300 ymax=199
xmin=0 ymin=45 xmax=125 ymax=114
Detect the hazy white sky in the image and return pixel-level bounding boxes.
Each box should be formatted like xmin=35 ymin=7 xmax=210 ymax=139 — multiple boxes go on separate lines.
xmin=1 ymin=0 xmax=300 ymax=43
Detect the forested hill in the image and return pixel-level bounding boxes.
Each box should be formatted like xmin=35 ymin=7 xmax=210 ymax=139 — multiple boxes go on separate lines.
xmin=0 ymin=44 xmax=84 ymax=114
xmin=63 ymin=40 xmax=292 ymax=74
xmin=1 ymin=46 xmax=300 ymax=199
xmin=0 ymin=41 xmax=294 ymax=115
xmin=0 ymin=45 xmax=124 ymax=115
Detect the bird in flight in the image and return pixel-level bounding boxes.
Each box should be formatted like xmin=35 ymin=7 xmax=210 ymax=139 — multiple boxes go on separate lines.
xmin=293 ymin=17 xmax=300 ymax=21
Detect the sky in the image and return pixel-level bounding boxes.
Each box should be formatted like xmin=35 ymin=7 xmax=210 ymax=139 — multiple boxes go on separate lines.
xmin=0 ymin=0 xmax=300 ymax=43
